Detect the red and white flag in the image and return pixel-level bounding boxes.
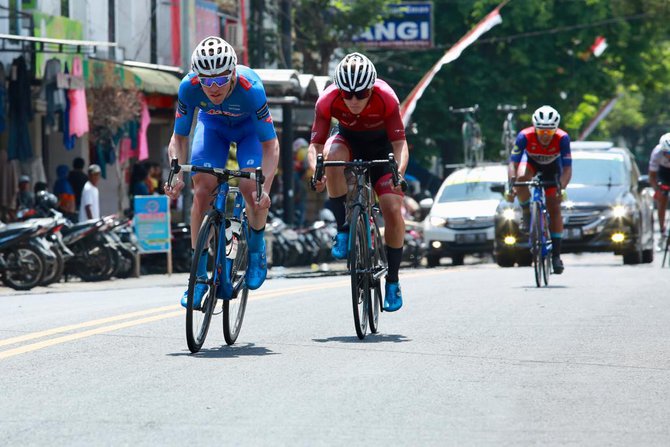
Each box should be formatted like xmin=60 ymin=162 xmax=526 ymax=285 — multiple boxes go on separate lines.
xmin=399 ymin=2 xmax=506 ymax=128
xmin=590 ymin=36 xmax=607 ymax=57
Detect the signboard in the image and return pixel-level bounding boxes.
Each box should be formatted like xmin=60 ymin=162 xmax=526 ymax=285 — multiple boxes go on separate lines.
xmin=133 ymin=196 xmax=171 ymax=253
xmin=353 ymin=2 xmax=433 ymax=49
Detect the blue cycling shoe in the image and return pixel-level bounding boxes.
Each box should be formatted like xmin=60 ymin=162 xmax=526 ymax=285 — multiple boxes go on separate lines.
xmin=180 ymin=279 xmax=209 ymax=309
xmin=331 ymin=231 xmax=349 ymax=260
xmin=383 ymin=281 xmax=403 ymax=312
xmin=246 ymin=247 xmax=267 ymax=290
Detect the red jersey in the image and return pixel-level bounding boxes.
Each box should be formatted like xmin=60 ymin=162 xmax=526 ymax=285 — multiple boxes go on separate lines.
xmin=310 ymin=79 xmax=406 ymax=145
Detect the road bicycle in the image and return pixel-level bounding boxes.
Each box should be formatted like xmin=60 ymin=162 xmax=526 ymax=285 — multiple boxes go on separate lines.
xmin=312 ymin=153 xmax=406 ymax=339
xmin=659 ymin=183 xmax=670 ymax=267
xmin=497 ymin=103 xmax=526 ymax=160
xmin=450 ymin=104 xmax=484 ymax=167
xmin=512 ymin=177 xmax=558 ymax=287
xmin=168 ymin=159 xmax=264 ymax=352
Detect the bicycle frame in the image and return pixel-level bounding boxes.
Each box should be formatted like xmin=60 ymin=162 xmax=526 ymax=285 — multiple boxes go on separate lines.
xmin=450 ymin=104 xmax=483 ymax=166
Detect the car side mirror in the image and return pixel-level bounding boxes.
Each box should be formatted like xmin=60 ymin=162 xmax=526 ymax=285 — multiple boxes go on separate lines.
xmin=419 ymin=197 xmax=433 ymax=210
xmin=490 ymin=183 xmax=505 ymax=194
xmin=638 ymin=175 xmax=650 ymax=188
xmin=638 ymin=175 xmax=650 ymax=192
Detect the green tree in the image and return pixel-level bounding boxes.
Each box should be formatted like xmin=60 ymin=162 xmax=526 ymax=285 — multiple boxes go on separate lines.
xmin=293 ymin=0 xmax=394 ymax=74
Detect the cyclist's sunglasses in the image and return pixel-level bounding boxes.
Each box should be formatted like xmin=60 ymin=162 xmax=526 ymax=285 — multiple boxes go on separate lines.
xmin=200 ymin=73 xmax=233 ymax=88
xmin=340 ymin=88 xmax=372 ymax=100
xmin=535 ymin=128 xmax=556 ymax=137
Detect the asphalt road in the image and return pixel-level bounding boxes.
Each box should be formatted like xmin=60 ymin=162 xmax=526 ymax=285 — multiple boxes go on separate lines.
xmin=1 ymin=252 xmax=670 ymax=446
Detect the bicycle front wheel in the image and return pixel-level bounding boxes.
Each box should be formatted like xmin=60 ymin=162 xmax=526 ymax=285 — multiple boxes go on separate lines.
xmin=531 ymin=203 xmax=543 ymax=288
xmin=223 ymin=219 xmax=249 ymax=345
xmin=349 ymin=208 xmax=370 ymax=340
xmin=368 ymin=211 xmax=386 ymax=334
xmin=542 ymin=212 xmax=552 ymax=286
xmin=186 ymin=212 xmax=218 ymax=353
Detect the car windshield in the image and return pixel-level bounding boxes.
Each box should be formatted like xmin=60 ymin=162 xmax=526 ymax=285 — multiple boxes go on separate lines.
xmin=570 ymin=156 xmax=627 ymax=186
xmin=437 ymin=182 xmax=503 ymax=203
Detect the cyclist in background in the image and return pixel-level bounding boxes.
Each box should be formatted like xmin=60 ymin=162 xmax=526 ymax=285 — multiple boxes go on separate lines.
xmin=508 ymin=105 xmax=572 ymax=274
xmin=164 ymin=36 xmax=279 ymax=308
xmin=307 ymin=52 xmax=409 ymax=312
xmin=648 ymin=133 xmax=670 ymax=246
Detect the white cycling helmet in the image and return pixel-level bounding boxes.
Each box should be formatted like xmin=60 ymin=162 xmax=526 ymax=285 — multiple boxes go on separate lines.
xmin=191 ymin=36 xmax=237 ymax=76
xmin=532 ymin=105 xmax=561 ymax=129
xmin=334 ymin=52 xmax=377 ymax=92
xmin=659 ymin=133 xmax=670 ymax=153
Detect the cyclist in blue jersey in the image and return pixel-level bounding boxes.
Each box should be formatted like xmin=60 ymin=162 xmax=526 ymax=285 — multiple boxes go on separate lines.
xmin=165 ymin=36 xmax=279 ymax=308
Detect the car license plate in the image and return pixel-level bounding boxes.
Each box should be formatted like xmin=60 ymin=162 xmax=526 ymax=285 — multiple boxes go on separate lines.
xmin=564 ymin=227 xmax=582 ymax=240
xmin=455 ymin=232 xmax=487 ymax=244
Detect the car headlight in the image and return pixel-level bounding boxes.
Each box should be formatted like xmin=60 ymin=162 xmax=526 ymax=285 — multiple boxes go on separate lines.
xmin=429 ymin=216 xmax=447 ymax=227
xmin=502 ymin=208 xmax=517 ymax=221
xmin=611 ymin=205 xmax=632 ymax=218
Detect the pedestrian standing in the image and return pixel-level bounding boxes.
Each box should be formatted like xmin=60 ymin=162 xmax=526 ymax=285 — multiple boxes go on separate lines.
xmin=79 ymin=164 xmax=101 ymax=222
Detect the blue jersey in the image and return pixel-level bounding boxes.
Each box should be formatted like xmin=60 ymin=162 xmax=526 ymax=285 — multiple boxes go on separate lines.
xmin=174 ymin=65 xmax=276 ymax=142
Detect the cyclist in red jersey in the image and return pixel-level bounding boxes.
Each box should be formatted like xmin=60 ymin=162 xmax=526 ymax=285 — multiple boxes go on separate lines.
xmin=307 ymin=53 xmax=409 ymax=312
xmin=508 ymin=105 xmax=572 ymax=274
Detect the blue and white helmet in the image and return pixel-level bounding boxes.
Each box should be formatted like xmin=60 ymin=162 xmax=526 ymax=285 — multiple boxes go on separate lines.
xmin=532 ymin=105 xmax=561 ymax=129
xmin=334 ymin=52 xmax=377 ymax=92
xmin=659 ymin=133 xmax=670 ymax=153
xmin=191 ymin=36 xmax=237 ymax=76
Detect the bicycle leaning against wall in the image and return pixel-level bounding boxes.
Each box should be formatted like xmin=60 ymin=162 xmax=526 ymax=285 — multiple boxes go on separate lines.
xmin=450 ymin=104 xmax=484 ymax=167
xmin=497 ymin=103 xmax=526 ymax=160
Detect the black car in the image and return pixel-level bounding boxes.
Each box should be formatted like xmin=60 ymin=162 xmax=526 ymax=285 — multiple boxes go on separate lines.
xmin=494 ymin=142 xmax=654 ymax=266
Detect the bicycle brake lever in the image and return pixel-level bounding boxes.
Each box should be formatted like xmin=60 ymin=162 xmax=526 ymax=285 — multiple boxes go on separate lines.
xmin=255 ymin=167 xmax=264 ymax=204
xmin=311 ymin=154 xmax=324 ymax=191
xmin=168 ymin=158 xmax=181 ymax=187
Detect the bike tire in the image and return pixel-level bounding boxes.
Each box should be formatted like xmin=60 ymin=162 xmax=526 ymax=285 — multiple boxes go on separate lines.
xmin=349 ymin=208 xmax=370 ymax=340
xmin=542 ymin=212 xmax=551 ymax=286
xmin=368 ymin=211 xmax=386 ymax=334
xmin=1 ymin=245 xmax=44 ymax=290
xmin=40 ymin=245 xmax=64 ymax=286
xmin=186 ymin=212 xmax=218 ymax=353
xmin=223 ymin=218 xmax=249 ymax=345
xmin=531 ymin=203 xmax=542 ymax=287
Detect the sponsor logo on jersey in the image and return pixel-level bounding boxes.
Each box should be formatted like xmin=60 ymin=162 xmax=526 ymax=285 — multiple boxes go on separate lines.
xmin=256 ymin=102 xmax=270 ymax=120
xmin=205 ymin=109 xmax=245 ymax=117
xmin=200 ymin=101 xmax=208 ymax=108
xmin=190 ymin=76 xmax=200 ymax=86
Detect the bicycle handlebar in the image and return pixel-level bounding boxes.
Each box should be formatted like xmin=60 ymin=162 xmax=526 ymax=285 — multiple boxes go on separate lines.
xmin=167 ymin=158 xmax=265 ymax=203
xmin=310 ymin=153 xmax=407 ymax=192
xmin=449 ymin=104 xmax=479 ymax=114
xmin=497 ymin=103 xmax=526 ymax=112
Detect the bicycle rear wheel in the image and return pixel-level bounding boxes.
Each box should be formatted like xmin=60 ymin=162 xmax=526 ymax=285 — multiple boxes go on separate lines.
xmin=223 ymin=218 xmax=249 ymax=345
xmin=349 ymin=208 xmax=370 ymax=339
xmin=186 ymin=212 xmax=218 ymax=353
xmin=368 ymin=211 xmax=386 ymax=334
xmin=530 ymin=203 xmax=543 ymax=287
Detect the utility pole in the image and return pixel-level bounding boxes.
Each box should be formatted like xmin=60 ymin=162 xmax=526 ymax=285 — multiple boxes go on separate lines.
xmin=280 ymin=0 xmax=295 ymax=226
xmin=180 ymin=0 xmax=193 ymax=223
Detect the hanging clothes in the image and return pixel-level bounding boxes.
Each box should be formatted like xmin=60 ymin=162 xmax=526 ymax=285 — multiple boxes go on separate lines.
xmin=137 ymin=94 xmax=151 ymax=160
xmin=8 ymin=56 xmax=33 ymax=161
xmin=0 ymin=150 xmax=18 ymax=209
xmin=61 ymin=62 xmax=76 ymax=150
xmin=41 ymin=58 xmax=66 ymax=131
xmin=68 ymin=56 xmax=89 ymax=138
xmin=0 ymin=63 xmax=6 ymax=134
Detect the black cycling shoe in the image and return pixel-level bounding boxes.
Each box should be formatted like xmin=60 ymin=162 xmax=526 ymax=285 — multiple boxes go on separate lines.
xmin=552 ymin=255 xmax=564 ymax=274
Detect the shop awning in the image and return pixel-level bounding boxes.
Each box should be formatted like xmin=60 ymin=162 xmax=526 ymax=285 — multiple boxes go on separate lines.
xmin=126 ymin=65 xmax=181 ymax=96
xmin=85 ymin=58 xmax=180 ymax=95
